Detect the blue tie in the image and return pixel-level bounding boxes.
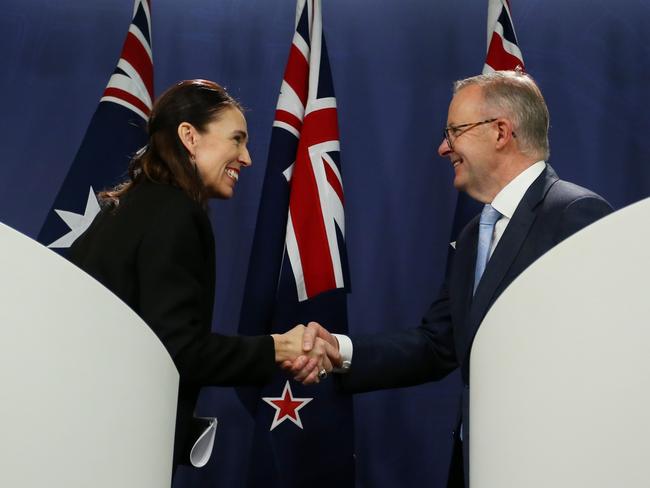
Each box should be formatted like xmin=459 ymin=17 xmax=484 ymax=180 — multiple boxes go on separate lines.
xmin=473 ymin=204 xmax=501 ymax=294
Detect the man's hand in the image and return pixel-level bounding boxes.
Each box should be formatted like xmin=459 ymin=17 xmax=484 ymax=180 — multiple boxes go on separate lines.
xmin=272 ymin=323 xmax=341 ymax=384
xmin=281 ymin=322 xmax=340 ymax=384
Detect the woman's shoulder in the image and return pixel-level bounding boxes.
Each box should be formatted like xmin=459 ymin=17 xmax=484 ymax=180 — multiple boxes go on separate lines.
xmin=129 ymin=179 xmax=195 ymax=204
xmin=122 ymin=179 xmax=205 ymax=218
xmin=98 ymin=180 xmax=212 ymax=244
xmin=130 ymin=180 xmax=215 ymax=256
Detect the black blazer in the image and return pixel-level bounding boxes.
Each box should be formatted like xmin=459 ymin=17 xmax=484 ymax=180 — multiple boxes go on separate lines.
xmin=339 ymin=165 xmax=613 ymax=479
xmin=68 ymin=179 xmax=275 ymax=469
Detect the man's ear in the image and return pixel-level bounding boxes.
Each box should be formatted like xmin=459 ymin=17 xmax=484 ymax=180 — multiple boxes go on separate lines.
xmin=495 ymin=118 xmax=515 ymax=149
xmin=177 ymin=122 xmax=197 ymax=154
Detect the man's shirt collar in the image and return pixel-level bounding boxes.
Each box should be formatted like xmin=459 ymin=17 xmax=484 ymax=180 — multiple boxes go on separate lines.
xmin=491 ymin=161 xmax=546 ymax=219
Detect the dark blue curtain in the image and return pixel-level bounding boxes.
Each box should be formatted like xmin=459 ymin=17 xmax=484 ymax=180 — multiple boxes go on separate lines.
xmin=1 ymin=0 xmax=648 ymax=486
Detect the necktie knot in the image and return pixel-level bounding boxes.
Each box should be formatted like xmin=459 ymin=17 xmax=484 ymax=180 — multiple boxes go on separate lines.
xmin=479 ymin=204 xmax=501 ymax=227
xmin=474 ymin=204 xmax=501 ymax=294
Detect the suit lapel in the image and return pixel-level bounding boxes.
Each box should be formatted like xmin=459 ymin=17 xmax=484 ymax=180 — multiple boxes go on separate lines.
xmin=450 ymin=216 xmax=479 ymax=356
xmin=462 ymin=165 xmax=560 ymax=361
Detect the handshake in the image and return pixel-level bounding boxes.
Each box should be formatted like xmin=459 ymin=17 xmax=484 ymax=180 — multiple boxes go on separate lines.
xmin=272 ymin=322 xmax=341 ymax=385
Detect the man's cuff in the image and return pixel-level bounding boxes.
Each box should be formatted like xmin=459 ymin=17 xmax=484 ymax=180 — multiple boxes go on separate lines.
xmin=332 ymin=333 xmax=353 ymax=373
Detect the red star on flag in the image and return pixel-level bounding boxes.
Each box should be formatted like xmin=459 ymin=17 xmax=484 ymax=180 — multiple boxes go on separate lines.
xmin=262 ymin=381 xmax=313 ymax=431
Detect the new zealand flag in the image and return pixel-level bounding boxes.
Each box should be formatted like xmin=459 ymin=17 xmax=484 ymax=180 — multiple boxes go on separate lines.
xmin=483 ymin=0 xmax=525 ymax=74
xmin=238 ymin=0 xmax=354 ymax=486
xmin=37 ymin=0 xmax=153 ymax=250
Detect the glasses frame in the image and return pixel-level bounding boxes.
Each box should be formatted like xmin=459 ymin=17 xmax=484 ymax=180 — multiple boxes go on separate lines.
xmin=443 ymin=118 xmax=497 ymax=151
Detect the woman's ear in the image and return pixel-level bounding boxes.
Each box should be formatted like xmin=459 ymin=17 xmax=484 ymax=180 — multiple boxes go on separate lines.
xmin=177 ymin=122 xmax=197 ymax=154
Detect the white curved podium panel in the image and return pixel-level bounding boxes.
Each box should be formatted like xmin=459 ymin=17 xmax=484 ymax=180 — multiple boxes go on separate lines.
xmin=0 ymin=223 xmax=179 ymax=487
xmin=470 ymin=197 xmax=650 ymax=487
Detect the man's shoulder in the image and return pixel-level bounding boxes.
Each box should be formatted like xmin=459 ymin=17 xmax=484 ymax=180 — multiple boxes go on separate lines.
xmin=540 ymin=178 xmax=612 ymax=219
xmin=546 ymin=178 xmax=608 ymax=205
xmin=538 ymin=177 xmax=613 ymax=240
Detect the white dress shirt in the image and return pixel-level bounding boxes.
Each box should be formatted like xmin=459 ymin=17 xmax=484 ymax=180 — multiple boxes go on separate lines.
xmin=335 ymin=161 xmax=547 ymax=369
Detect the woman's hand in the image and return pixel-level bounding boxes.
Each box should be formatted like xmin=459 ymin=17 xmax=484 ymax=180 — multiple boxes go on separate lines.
xmin=272 ymin=324 xmax=341 ymax=383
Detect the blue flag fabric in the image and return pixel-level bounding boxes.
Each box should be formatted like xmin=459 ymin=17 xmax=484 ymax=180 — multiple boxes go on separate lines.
xmin=38 ymin=0 xmax=153 ymax=250
xmin=238 ymin=0 xmax=354 ymax=486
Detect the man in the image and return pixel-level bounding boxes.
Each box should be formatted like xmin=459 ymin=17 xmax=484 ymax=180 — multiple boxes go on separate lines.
xmin=288 ymin=70 xmax=613 ymax=487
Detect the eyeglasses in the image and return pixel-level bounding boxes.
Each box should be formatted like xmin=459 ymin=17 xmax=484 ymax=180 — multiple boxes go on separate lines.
xmin=443 ymin=118 xmax=497 ymax=151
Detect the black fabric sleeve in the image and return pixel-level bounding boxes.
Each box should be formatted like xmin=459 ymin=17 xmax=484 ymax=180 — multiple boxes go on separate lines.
xmin=340 ymin=283 xmax=458 ymax=393
xmin=136 ymin=198 xmax=275 ymax=386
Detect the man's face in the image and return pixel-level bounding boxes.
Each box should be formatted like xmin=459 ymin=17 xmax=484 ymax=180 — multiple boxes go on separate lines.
xmin=438 ymin=85 xmax=500 ymax=203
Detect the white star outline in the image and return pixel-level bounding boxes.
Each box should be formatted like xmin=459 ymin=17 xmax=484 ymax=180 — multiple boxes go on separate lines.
xmin=47 ymin=186 xmax=101 ymax=249
xmin=262 ymin=380 xmax=313 ymax=431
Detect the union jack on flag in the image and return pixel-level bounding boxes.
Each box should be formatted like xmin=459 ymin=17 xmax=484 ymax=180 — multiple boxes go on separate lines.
xmin=100 ymin=0 xmax=153 ymax=120
xmin=38 ymin=0 xmax=153 ymax=249
xmin=483 ymin=0 xmax=525 ymax=73
xmin=238 ymin=0 xmax=354 ymax=486
xmin=277 ymin=0 xmax=346 ymax=302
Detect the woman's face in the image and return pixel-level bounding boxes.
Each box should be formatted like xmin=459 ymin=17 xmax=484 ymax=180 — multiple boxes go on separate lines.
xmin=186 ymin=107 xmax=252 ymax=199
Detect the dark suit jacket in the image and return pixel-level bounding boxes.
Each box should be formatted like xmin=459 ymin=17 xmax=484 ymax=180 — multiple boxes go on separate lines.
xmin=339 ymin=165 xmax=613 ymax=482
xmin=68 ymin=179 xmax=275 ymax=470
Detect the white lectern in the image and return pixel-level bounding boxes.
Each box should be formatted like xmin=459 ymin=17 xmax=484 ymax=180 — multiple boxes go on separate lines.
xmin=470 ymin=197 xmax=650 ymax=487
xmin=0 ymin=223 xmax=179 ymax=487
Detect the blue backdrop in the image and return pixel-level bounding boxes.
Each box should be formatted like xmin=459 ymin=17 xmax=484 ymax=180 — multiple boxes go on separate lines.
xmin=1 ymin=0 xmax=649 ymax=486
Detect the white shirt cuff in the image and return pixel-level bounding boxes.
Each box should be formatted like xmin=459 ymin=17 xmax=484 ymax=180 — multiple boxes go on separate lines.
xmin=332 ymin=333 xmax=353 ymax=373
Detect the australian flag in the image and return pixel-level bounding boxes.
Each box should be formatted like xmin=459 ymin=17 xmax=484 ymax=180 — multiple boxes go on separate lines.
xmin=37 ymin=0 xmax=153 ymax=250
xmin=446 ymin=0 xmax=526 ymax=262
xmin=238 ymin=0 xmax=354 ymax=486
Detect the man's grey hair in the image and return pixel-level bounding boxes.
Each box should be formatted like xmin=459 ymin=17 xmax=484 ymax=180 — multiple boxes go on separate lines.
xmin=454 ymin=71 xmax=550 ymax=160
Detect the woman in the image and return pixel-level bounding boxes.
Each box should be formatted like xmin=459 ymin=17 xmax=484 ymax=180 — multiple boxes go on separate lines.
xmin=68 ymin=79 xmax=336 ymax=472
